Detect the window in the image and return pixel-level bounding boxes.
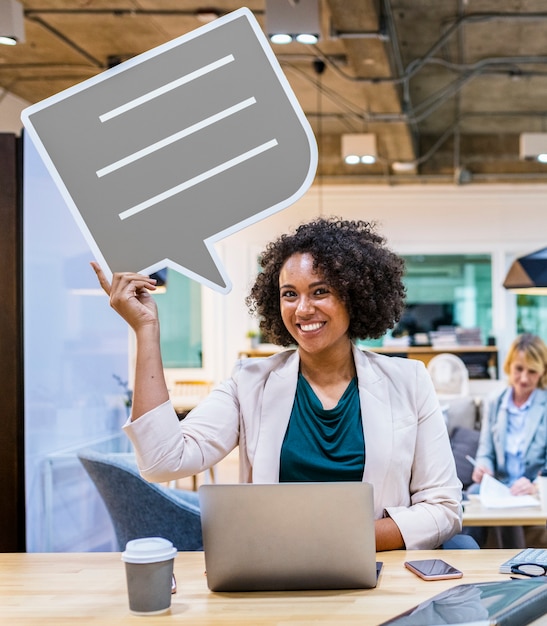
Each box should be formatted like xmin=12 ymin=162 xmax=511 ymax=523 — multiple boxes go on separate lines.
xmin=516 ymin=294 xmax=547 ymax=338
xmin=358 ymin=254 xmax=492 ymax=347
xmin=154 ymin=269 xmax=203 ymax=368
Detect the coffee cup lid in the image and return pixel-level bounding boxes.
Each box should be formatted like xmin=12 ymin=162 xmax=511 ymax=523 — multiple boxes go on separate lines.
xmin=121 ymin=537 xmax=177 ymax=564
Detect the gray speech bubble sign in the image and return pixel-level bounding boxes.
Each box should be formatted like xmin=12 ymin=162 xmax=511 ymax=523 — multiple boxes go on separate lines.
xmin=21 ymin=8 xmax=317 ymax=294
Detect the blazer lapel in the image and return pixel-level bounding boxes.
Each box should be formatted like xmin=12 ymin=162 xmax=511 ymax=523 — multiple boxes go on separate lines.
xmin=353 ymin=346 xmax=393 ymax=490
xmin=523 ymin=390 xmax=547 ymax=454
xmin=252 ymin=351 xmax=300 ymax=483
xmin=492 ymin=405 xmax=508 ymax=472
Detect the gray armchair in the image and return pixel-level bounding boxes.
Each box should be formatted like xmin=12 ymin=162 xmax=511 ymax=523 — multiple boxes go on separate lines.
xmin=78 ymin=449 xmax=203 ymax=551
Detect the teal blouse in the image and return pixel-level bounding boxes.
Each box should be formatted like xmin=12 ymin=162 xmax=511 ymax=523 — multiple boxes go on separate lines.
xmin=279 ymin=373 xmax=365 ymax=482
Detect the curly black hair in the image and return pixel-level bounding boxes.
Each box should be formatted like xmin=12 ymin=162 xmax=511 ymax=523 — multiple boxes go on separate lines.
xmin=245 ymin=217 xmax=406 ymax=346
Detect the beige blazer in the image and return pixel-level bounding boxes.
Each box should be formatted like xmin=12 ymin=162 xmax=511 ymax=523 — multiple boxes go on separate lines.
xmin=124 ymin=344 xmax=462 ymax=549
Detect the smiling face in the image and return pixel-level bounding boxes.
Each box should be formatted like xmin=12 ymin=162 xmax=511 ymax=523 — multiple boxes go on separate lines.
xmin=279 ymin=252 xmax=351 ymax=357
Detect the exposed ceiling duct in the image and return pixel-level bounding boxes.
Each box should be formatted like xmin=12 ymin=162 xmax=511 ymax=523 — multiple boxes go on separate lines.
xmin=3 ymin=1 xmax=547 ymax=184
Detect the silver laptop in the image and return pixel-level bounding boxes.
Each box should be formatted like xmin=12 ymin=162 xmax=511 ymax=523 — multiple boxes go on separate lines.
xmin=198 ymin=482 xmax=377 ymax=592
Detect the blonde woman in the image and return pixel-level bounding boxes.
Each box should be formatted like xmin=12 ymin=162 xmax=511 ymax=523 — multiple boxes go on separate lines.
xmin=472 ymin=333 xmax=547 ymax=494
xmin=468 ymin=333 xmax=547 ymax=547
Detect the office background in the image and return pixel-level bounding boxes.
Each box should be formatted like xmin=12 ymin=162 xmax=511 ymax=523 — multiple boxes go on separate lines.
xmin=1 ymin=47 xmax=547 ymax=552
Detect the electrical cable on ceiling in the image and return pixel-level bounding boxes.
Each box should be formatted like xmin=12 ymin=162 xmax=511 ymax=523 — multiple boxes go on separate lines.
xmin=312 ymin=58 xmax=326 ymax=214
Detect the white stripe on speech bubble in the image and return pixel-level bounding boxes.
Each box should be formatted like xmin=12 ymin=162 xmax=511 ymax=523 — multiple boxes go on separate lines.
xmin=99 ymin=54 xmax=235 ymax=123
xmin=118 ymin=138 xmax=278 ymax=221
xmin=96 ymin=97 xmax=257 ymax=178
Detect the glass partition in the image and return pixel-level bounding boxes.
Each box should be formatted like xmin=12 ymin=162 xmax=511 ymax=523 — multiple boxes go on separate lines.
xmin=154 ymin=269 xmax=202 ymax=368
xmin=516 ymin=294 xmax=547 ymax=338
xmin=358 ymin=254 xmax=493 ymax=347
xmin=24 ymin=134 xmax=130 ymax=552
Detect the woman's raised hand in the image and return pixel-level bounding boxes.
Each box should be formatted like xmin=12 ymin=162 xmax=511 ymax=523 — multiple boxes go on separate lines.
xmin=90 ymin=262 xmax=159 ymax=331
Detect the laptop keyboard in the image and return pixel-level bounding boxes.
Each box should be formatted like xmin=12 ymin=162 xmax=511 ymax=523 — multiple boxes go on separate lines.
xmin=499 ymin=548 xmax=547 ymax=573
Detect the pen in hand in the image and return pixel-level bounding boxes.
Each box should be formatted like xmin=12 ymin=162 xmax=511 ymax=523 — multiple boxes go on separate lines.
xmin=466 ymin=455 xmax=493 ymax=481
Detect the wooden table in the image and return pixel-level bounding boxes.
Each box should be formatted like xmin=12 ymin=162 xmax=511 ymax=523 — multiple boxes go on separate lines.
xmin=462 ymin=496 xmax=547 ymax=527
xmin=2 ymin=550 xmax=547 ymax=624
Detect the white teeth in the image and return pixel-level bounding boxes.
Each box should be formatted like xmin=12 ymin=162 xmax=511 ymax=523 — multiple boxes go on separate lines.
xmin=300 ymin=322 xmax=323 ymax=332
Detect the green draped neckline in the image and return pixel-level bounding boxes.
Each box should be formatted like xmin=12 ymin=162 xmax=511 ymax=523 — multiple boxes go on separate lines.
xmin=279 ymin=372 xmax=365 ymax=482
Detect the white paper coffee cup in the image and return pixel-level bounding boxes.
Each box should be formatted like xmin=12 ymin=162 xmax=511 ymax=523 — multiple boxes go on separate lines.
xmin=121 ymin=537 xmax=177 ymax=615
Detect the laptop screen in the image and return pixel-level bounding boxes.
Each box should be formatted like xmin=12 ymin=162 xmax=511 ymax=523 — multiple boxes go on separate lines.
xmin=198 ymin=482 xmax=377 ymax=592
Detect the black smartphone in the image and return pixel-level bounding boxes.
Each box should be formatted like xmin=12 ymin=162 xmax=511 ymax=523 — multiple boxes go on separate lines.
xmin=404 ymin=558 xmax=463 ymax=581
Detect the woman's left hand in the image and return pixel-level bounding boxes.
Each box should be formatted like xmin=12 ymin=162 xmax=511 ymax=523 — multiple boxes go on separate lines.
xmin=509 ymin=476 xmax=537 ymax=496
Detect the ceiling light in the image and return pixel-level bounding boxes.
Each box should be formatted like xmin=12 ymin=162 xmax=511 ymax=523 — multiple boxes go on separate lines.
xmin=345 ymin=155 xmax=360 ymax=165
xmin=270 ymin=33 xmax=293 ymax=45
xmin=341 ymin=134 xmax=377 ymax=165
xmin=295 ymin=33 xmax=319 ymax=45
xmin=265 ymin=0 xmax=321 ymax=45
xmin=0 ymin=0 xmax=25 ymax=45
xmin=391 ymin=161 xmax=417 ymax=174
xmin=519 ymin=133 xmax=547 ymax=162
xmin=503 ymin=247 xmax=547 ymax=295
xmin=330 ymin=23 xmax=389 ymax=42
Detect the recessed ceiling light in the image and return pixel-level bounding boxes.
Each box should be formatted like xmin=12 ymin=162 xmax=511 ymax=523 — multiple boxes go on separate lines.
xmin=0 ymin=0 xmax=25 ymax=45
xmin=341 ymin=134 xmax=377 ymax=165
xmin=270 ymin=33 xmax=293 ymax=45
xmin=295 ymin=33 xmax=318 ymax=44
xmin=344 ymin=155 xmax=361 ymax=165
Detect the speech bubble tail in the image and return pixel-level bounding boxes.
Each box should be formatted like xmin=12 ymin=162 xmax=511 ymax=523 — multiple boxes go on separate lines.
xmin=153 ymin=241 xmax=232 ymax=295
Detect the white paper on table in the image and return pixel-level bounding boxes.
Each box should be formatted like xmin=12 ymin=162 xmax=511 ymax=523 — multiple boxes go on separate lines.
xmin=479 ymin=474 xmax=540 ymax=508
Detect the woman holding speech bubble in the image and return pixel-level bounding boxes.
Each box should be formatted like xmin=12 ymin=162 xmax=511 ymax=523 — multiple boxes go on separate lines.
xmin=92 ymin=217 xmax=463 ymax=551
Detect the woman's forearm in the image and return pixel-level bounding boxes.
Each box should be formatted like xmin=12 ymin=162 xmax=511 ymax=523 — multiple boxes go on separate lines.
xmin=131 ymin=322 xmax=170 ymax=420
xmin=375 ymin=517 xmax=405 ymax=552
xmin=89 ymin=263 xmax=170 ymax=419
